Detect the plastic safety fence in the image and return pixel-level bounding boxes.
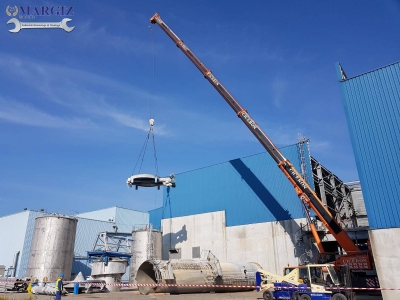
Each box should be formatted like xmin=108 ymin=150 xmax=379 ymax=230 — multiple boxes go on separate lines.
xmin=0 ymin=281 xmax=399 ymax=291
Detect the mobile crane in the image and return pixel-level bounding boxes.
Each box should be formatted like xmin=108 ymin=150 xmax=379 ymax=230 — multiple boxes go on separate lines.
xmin=149 ymin=13 xmax=371 ymax=273
xmin=256 ymin=263 xmax=355 ymax=300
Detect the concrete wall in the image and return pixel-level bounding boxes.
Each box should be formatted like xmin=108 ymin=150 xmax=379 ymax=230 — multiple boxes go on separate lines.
xmin=161 ymin=211 xmax=227 ymax=261
xmin=161 ymin=211 xmax=311 ymax=275
xmin=369 ymin=228 xmax=400 ymax=300
xmin=226 ymin=218 xmax=308 ymax=273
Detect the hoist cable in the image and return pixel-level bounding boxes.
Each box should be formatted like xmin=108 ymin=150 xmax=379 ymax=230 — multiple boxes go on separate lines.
xmin=138 ymin=134 xmax=150 ymax=173
xmin=149 ymin=25 xmax=159 ymax=176
xmin=131 ymin=27 xmax=158 ymax=177
xmin=151 ymin=130 xmax=159 ymax=176
xmin=131 ymin=128 xmax=151 ymax=175
xmin=149 ymin=25 xmax=155 ymax=119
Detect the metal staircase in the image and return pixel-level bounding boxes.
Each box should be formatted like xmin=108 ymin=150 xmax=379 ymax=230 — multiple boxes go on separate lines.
xmin=295 ymin=224 xmax=314 ymax=265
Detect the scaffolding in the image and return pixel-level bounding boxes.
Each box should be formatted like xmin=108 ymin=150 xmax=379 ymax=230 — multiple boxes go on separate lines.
xmin=311 ymin=156 xmax=357 ymax=228
xmin=88 ymin=232 xmax=133 ymax=266
xmin=91 ymin=232 xmax=133 ymax=253
xmin=295 ymin=134 xmax=357 ymax=229
xmin=297 ymin=133 xmax=311 ymax=186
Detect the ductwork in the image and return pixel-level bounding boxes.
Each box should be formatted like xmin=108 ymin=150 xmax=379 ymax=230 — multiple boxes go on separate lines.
xmin=11 ymin=251 xmax=20 ymax=277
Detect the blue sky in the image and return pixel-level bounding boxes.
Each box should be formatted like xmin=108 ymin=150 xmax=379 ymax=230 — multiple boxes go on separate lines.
xmin=1 ymin=1 xmax=399 ymax=216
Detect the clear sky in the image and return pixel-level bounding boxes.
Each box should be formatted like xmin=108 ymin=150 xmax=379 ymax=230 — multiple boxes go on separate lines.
xmin=1 ymin=1 xmax=399 ymax=217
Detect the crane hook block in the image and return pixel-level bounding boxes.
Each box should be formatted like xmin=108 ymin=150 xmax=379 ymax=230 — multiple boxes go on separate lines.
xmin=149 ymin=119 xmax=155 ymax=127
xmin=127 ymin=173 xmax=176 ymax=189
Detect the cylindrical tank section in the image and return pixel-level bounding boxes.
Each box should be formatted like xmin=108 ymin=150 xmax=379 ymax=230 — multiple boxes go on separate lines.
xmin=90 ymin=259 xmax=128 ymax=292
xmin=136 ymin=259 xmax=259 ymax=295
xmin=130 ymin=228 xmax=162 ymax=284
xmin=25 ymin=215 xmax=78 ymax=281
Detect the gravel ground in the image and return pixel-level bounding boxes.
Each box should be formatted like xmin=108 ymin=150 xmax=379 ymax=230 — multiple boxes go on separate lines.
xmin=1 ymin=289 xmax=383 ymax=300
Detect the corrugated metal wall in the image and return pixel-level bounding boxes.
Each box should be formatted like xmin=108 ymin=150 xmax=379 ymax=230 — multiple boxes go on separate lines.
xmin=150 ymin=143 xmax=313 ymax=229
xmin=77 ymin=207 xmax=149 ymax=232
xmin=1 ymin=207 xmax=148 ymax=280
xmin=347 ymin=181 xmax=369 ymax=227
xmin=77 ymin=207 xmax=117 ymax=222
xmin=0 ymin=211 xmax=31 ymax=277
xmin=114 ymin=207 xmax=149 ymax=232
xmin=337 ymin=61 xmax=400 ymax=229
xmin=18 ymin=211 xmax=46 ymax=277
xmin=149 ymin=207 xmax=164 ymax=230
xmin=72 ymin=217 xmax=115 ymax=278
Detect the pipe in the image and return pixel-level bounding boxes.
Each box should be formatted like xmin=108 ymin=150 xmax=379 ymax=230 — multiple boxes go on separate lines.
xmin=31 ymin=283 xmax=58 ymax=295
xmin=136 ymin=259 xmax=259 ymax=295
xmin=11 ymin=251 xmax=20 ymax=277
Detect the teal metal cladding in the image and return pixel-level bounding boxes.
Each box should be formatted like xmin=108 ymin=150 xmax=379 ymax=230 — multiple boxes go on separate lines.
xmin=337 ymin=61 xmax=400 ymax=229
xmin=150 ymin=143 xmax=313 ymax=230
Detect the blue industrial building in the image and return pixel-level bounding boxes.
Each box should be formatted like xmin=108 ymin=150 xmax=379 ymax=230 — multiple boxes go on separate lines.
xmin=337 ymin=61 xmax=400 ymax=297
xmin=150 ymin=142 xmax=313 ymax=230
xmin=0 ymin=142 xmax=319 ymax=280
xmin=337 ymin=61 xmax=400 ymax=229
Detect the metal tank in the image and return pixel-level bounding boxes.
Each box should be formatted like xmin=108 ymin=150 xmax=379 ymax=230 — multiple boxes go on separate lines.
xmin=90 ymin=259 xmax=129 ymax=292
xmin=25 ymin=215 xmax=78 ymax=281
xmin=130 ymin=228 xmax=162 ymax=284
xmin=136 ymin=259 xmax=259 ymax=295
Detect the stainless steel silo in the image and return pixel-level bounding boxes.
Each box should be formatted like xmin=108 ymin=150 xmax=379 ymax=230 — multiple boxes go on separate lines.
xmin=136 ymin=259 xmax=260 ymax=295
xmin=130 ymin=228 xmax=162 ymax=284
xmin=25 ymin=215 xmax=78 ymax=281
xmin=90 ymin=259 xmax=129 ymax=292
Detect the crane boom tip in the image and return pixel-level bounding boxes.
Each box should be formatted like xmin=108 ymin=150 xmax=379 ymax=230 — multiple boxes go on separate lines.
xmin=150 ymin=13 xmax=159 ymax=24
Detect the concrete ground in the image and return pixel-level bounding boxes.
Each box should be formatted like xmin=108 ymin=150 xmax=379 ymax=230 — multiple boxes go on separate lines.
xmin=1 ymin=289 xmax=383 ymax=300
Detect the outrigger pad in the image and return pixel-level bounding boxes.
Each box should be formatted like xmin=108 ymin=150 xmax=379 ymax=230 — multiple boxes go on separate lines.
xmin=127 ymin=173 xmax=176 ymax=189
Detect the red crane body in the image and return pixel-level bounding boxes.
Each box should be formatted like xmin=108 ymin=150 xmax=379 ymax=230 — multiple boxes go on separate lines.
xmin=150 ymin=13 xmax=371 ymax=270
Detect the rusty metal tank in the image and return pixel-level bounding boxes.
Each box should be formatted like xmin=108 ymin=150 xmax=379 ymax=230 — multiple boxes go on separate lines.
xmin=25 ymin=215 xmax=78 ymax=281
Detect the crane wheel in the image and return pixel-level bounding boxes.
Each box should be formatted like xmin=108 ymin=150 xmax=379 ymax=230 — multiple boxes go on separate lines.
xmin=300 ymin=295 xmax=312 ymax=300
xmin=291 ymin=291 xmax=299 ymax=300
xmin=262 ymin=290 xmax=274 ymax=300
xmin=331 ymin=293 xmax=347 ymax=300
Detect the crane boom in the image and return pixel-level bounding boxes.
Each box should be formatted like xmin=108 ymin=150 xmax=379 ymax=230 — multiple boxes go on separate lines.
xmin=150 ymin=13 xmax=364 ymax=258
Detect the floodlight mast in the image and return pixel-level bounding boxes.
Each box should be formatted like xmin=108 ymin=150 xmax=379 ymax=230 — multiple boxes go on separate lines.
xmin=150 ymin=13 xmax=370 ymax=268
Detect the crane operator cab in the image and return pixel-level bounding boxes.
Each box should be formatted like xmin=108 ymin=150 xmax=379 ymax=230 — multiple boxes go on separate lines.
xmin=284 ymin=264 xmax=340 ymax=288
xmin=308 ymin=265 xmax=340 ymax=288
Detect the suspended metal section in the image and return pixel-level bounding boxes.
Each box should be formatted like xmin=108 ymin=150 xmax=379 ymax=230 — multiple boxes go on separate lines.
xmin=126 ymin=173 xmax=176 ymax=190
xmin=127 ymin=119 xmax=176 ymax=189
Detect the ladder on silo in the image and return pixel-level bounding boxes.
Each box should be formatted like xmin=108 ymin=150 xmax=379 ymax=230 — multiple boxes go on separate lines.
xmin=146 ymin=225 xmax=155 ymax=259
xmin=201 ymin=250 xmax=223 ymax=282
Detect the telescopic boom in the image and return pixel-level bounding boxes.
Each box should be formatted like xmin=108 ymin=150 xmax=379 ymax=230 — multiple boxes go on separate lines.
xmin=150 ymin=13 xmax=366 ymax=261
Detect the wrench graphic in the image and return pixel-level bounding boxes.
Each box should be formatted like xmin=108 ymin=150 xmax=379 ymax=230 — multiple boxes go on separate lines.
xmin=7 ymin=18 xmax=74 ymax=33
